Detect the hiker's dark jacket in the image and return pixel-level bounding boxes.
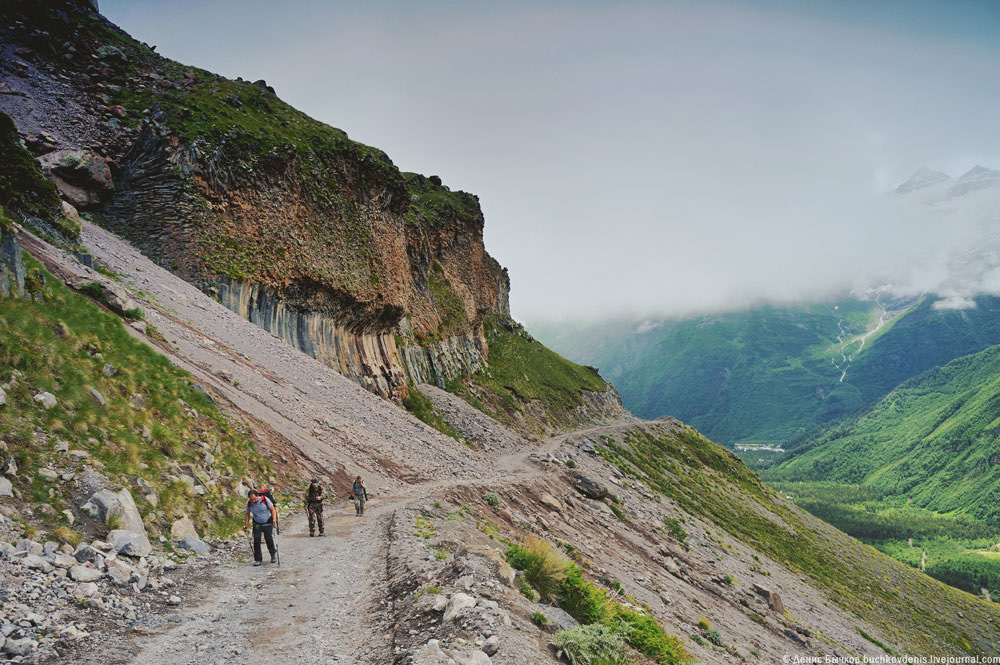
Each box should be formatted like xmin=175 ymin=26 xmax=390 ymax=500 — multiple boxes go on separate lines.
xmin=304 ymin=484 xmax=324 ymax=504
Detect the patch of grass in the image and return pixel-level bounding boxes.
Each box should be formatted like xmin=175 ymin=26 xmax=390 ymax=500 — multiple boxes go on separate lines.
xmin=517 ymin=577 xmax=537 ymax=601
xmin=552 ymin=623 xmax=630 ymax=665
xmin=414 ymin=516 xmax=435 ymax=539
xmin=0 ymin=255 xmax=270 ymax=540
xmin=401 ymin=384 xmax=462 ymax=440
xmin=507 ymin=537 xmax=571 ymax=601
xmin=663 ymin=517 xmax=688 ymax=545
xmin=445 ymin=314 xmax=607 ymax=431
xmin=482 ymin=491 xmax=501 ymax=507
xmin=558 ymin=565 xmax=614 ymax=625
xmin=858 ymin=627 xmax=897 ymax=656
xmin=532 ymin=610 xmax=549 ymax=627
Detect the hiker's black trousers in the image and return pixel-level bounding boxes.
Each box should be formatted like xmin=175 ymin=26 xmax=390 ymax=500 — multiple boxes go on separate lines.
xmin=252 ymin=522 xmax=276 ymax=562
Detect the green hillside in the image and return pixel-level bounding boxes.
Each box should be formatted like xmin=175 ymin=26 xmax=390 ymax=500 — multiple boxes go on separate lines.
xmin=0 ymin=254 xmax=275 ymax=542
xmin=769 ymin=343 xmax=1000 ymax=524
xmin=595 ymin=423 xmax=1000 ymax=655
xmin=535 ymin=295 xmax=1000 ymax=445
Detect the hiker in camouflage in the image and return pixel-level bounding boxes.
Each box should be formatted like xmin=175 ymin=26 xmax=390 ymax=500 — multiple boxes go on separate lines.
xmin=352 ymin=475 xmax=368 ymax=516
xmin=304 ymin=478 xmax=325 ymax=537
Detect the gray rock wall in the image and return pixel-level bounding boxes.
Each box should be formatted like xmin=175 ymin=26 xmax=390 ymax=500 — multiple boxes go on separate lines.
xmin=213 ymin=276 xmax=408 ymax=398
xmin=399 ymin=334 xmax=487 ymax=388
xmin=212 ymin=276 xmax=490 ymax=399
xmin=0 ymin=227 xmax=25 ymax=297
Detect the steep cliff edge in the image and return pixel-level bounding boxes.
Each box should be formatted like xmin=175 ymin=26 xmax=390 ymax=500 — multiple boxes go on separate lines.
xmin=0 ymin=0 xmax=518 ymax=403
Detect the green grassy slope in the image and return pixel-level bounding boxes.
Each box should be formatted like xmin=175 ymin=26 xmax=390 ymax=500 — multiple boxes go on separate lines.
xmin=768 ymin=481 xmax=1000 ymax=605
xmin=445 ymin=315 xmax=611 ymax=437
xmin=768 ymin=343 xmax=1000 ymax=524
xmin=0 ymin=254 xmax=274 ymax=542
xmin=598 ymin=423 xmax=1000 ymax=655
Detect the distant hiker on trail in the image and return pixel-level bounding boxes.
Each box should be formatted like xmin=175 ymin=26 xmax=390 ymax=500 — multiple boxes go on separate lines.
xmin=352 ymin=475 xmax=368 ymax=516
xmin=244 ymin=489 xmax=278 ymax=566
xmin=304 ymin=478 xmax=326 ymax=537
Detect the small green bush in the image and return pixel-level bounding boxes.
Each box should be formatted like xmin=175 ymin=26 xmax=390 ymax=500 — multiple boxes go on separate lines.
xmin=696 ymin=617 xmax=711 ymax=631
xmin=79 ymin=281 xmax=107 ymax=304
xmin=663 ymin=517 xmax=687 ymax=544
xmin=483 ymin=492 xmax=500 ymax=507
xmin=506 ymin=537 xmax=571 ymax=600
xmin=615 ymin=610 xmax=691 ymax=664
xmin=518 ymin=577 xmax=537 ymax=601
xmin=705 ymin=628 xmax=722 ymax=646
xmin=565 ymin=458 xmax=577 ymax=468
xmin=123 ymin=307 xmax=144 ymax=321
xmin=559 ymin=565 xmax=614 ymax=624
xmin=532 ymin=610 xmax=549 ymax=627
xmin=552 ymin=623 xmax=629 ymax=665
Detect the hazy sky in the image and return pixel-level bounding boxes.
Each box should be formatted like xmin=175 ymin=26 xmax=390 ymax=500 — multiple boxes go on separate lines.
xmin=101 ymin=0 xmax=1000 ymax=321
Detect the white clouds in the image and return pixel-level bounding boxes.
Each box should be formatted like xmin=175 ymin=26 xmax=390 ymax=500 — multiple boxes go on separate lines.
xmin=100 ymin=1 xmax=1000 ymax=319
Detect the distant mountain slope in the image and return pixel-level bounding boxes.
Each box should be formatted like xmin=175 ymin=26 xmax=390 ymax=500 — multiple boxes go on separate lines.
xmin=535 ymin=295 xmax=1000 ymax=444
xmin=769 ymin=343 xmax=1000 ymax=524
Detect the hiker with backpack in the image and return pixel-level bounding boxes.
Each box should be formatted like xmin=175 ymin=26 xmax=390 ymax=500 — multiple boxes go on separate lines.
xmin=244 ymin=489 xmax=278 ymax=566
xmin=304 ymin=478 xmax=326 ymax=537
xmin=352 ymin=475 xmax=368 ymax=516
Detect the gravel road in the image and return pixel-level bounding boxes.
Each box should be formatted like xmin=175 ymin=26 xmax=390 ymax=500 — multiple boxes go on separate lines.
xmin=128 ymin=503 xmax=393 ymax=665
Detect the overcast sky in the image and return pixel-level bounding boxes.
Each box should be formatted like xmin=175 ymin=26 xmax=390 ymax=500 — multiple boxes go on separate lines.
xmin=101 ymin=0 xmax=1000 ymax=321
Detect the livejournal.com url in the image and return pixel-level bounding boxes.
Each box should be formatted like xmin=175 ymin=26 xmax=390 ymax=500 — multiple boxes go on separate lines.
xmin=783 ymin=656 xmax=1000 ymax=664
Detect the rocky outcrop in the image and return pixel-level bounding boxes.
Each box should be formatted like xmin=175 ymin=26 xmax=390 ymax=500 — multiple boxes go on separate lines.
xmin=81 ymin=487 xmax=152 ymax=556
xmin=400 ymin=333 xmax=488 ymax=387
xmin=213 ymin=276 xmax=408 ymax=398
xmin=0 ymin=226 xmax=25 ymax=297
xmin=37 ymin=149 xmax=114 ymax=209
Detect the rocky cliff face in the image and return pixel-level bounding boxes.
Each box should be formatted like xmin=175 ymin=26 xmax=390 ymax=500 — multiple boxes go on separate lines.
xmin=0 ymin=1 xmax=510 ymax=399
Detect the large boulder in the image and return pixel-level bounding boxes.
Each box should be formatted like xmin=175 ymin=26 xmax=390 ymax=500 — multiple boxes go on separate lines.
xmin=177 ymin=533 xmax=210 ymax=556
xmin=412 ymin=639 xmax=457 ymax=665
xmin=443 ymin=593 xmax=477 ymax=622
xmin=82 ymin=488 xmax=152 ymax=556
xmin=68 ymin=565 xmax=102 ymax=582
xmin=170 ymin=515 xmax=197 ymax=540
xmin=573 ymin=475 xmax=609 ymax=500
xmin=107 ymin=529 xmax=152 ymax=557
xmin=37 ymin=150 xmax=114 ymax=209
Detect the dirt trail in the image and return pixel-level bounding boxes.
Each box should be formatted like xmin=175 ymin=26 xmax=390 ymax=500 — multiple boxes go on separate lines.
xmin=129 ymin=503 xmax=394 ymax=665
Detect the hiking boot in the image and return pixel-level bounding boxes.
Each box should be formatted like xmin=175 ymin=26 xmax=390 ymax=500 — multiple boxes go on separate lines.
xmin=271 ymin=554 xmax=277 ymax=564
xmin=253 ymin=561 xmax=262 ymax=567
xmin=319 ymin=532 xmax=325 ymax=537
xmin=309 ymin=532 xmax=315 ymax=537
